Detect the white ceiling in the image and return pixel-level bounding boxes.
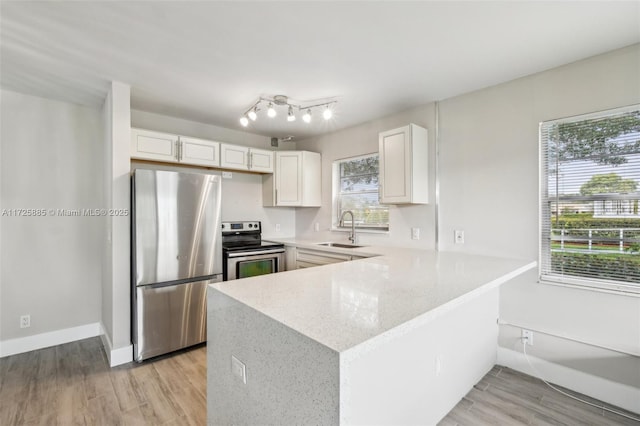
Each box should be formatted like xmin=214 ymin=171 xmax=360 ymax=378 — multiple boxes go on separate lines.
xmin=2 ymin=1 xmax=639 ymax=139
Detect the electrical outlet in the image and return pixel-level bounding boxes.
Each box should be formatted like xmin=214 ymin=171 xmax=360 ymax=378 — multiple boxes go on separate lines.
xmin=20 ymin=315 xmax=30 ymax=328
xmin=222 ymin=171 xmax=232 ymax=179
xmin=454 ymin=230 xmax=465 ymax=244
xmin=231 ymin=355 xmax=247 ymax=384
xmin=275 ymin=223 xmax=281 ymax=232
xmin=522 ymin=329 xmax=534 ymax=346
xmin=411 ymin=227 xmax=420 ymax=240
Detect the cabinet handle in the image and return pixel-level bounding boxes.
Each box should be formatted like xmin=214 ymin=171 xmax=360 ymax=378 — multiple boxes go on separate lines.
xmin=248 ymin=152 xmax=252 ymax=169
xmin=178 ymin=141 xmax=183 ymax=161
xmin=175 ymin=140 xmax=180 ymax=161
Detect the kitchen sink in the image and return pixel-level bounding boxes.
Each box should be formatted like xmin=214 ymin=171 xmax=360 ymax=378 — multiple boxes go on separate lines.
xmin=316 ymin=242 xmax=364 ymax=249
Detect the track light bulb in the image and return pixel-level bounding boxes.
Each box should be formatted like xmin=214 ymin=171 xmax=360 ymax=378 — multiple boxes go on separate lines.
xmin=248 ymin=108 xmax=257 ymax=121
xmin=287 ymin=105 xmax=296 ymax=122
xmin=239 ymin=116 xmax=249 ymax=127
xmin=323 ymin=106 xmax=333 ymax=120
xmin=267 ymin=103 xmax=276 ymax=118
xmin=302 ymin=109 xmax=312 ymax=123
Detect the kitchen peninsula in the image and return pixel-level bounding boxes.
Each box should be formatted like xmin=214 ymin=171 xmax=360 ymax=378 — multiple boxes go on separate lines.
xmin=207 ymin=243 xmax=536 ymax=425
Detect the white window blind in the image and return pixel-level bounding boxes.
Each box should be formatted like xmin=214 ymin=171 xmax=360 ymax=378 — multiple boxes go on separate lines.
xmin=540 ymin=105 xmax=640 ymax=294
xmin=333 ymin=154 xmax=389 ymax=231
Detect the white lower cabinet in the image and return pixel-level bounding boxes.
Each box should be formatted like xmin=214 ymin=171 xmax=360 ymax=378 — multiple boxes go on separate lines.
xmin=296 ymin=248 xmax=351 ymax=269
xmin=285 ymin=246 xmax=297 ymax=271
xmin=263 ymin=151 xmax=321 ymax=207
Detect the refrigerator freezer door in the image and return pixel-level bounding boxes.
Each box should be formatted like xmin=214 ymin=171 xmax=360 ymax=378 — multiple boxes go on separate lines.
xmin=133 ymin=169 xmax=222 ymax=286
xmin=133 ymin=277 xmax=218 ymax=361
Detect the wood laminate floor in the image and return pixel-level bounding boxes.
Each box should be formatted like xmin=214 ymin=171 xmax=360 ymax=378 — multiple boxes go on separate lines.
xmin=0 ymin=337 xmax=638 ymax=425
xmin=439 ymin=365 xmax=639 ymax=426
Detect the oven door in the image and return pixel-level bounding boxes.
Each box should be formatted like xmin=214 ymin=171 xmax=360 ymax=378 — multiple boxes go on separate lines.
xmin=226 ymin=248 xmax=285 ymax=280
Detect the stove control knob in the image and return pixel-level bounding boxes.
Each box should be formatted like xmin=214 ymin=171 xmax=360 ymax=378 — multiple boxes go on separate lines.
xmin=248 ymin=223 xmax=253 ymax=228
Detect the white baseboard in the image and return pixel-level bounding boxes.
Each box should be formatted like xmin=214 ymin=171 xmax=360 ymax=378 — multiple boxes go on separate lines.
xmin=99 ymin=322 xmax=133 ymax=367
xmin=498 ymin=346 xmax=640 ymax=414
xmin=0 ymin=322 xmax=102 ymax=357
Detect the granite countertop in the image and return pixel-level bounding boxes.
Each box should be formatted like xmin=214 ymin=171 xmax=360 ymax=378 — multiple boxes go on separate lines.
xmin=209 ymin=240 xmax=536 ymax=353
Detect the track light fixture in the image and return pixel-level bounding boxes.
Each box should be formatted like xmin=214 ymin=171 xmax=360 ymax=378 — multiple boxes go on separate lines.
xmin=302 ymin=109 xmax=312 ymax=123
xmin=239 ymin=95 xmax=337 ymax=128
xmin=267 ymin=102 xmax=277 ymax=118
xmin=322 ymin=106 xmax=332 ymax=120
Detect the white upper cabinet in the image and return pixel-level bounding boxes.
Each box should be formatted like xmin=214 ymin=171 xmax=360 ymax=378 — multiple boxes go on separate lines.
xmin=131 ymin=128 xmax=219 ymax=167
xmin=131 ymin=128 xmax=179 ymax=162
xmin=379 ymin=124 xmax=428 ymax=204
xmin=220 ymin=143 xmax=248 ymax=170
xmin=220 ymin=144 xmax=274 ymax=173
xmin=180 ymin=136 xmax=220 ymax=167
xmin=249 ymin=148 xmax=274 ymax=173
xmin=263 ymin=151 xmax=321 ymax=207
xmin=131 ymin=129 xmax=275 ymax=172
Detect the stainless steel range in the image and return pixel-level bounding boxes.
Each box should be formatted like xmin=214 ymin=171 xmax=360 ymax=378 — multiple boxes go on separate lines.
xmin=222 ymin=221 xmax=285 ymax=281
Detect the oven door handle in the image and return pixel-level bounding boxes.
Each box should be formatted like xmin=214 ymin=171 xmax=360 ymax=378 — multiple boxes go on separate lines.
xmin=226 ymin=248 xmax=285 ymax=258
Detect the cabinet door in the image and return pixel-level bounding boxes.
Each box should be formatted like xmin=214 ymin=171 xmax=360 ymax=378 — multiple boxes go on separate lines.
xmin=379 ymin=125 xmax=411 ymax=203
xmin=131 ymin=128 xmax=179 ymax=162
xmin=249 ymin=148 xmax=274 ymax=173
xmin=180 ymin=137 xmax=220 ymax=167
xmin=220 ymin=143 xmax=249 ymax=170
xmin=301 ymin=151 xmax=321 ymax=207
xmin=295 ymin=248 xmax=350 ymax=269
xmin=275 ymin=152 xmax=303 ymax=206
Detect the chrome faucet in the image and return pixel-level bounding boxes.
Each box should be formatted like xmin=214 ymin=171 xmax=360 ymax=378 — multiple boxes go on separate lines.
xmin=339 ymin=210 xmax=357 ymax=245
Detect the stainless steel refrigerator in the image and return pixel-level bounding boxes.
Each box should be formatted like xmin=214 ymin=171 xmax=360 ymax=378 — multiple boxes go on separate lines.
xmin=131 ymin=168 xmax=222 ymax=362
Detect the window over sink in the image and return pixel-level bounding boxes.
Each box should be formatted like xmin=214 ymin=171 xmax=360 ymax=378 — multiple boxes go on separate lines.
xmin=333 ymin=153 xmax=389 ymax=232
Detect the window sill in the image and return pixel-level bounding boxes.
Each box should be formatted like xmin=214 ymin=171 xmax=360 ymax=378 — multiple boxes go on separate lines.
xmin=538 ymin=275 xmax=640 ymax=298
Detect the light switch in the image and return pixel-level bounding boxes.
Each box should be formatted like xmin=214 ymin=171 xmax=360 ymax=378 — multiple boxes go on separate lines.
xmin=231 ymin=355 xmax=247 ymax=384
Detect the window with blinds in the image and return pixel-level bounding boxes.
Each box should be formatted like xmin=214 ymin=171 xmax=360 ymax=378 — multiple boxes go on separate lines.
xmin=540 ymin=105 xmax=640 ymax=294
xmin=333 ymin=154 xmax=389 ymax=231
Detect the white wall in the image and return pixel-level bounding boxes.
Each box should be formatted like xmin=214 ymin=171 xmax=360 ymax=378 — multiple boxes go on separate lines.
xmin=437 ymin=44 xmax=640 ymax=411
xmin=130 ymin=109 xmax=297 ymax=238
xmin=294 ymin=43 xmax=639 ymax=412
xmin=100 ymin=82 xmax=133 ymax=366
xmin=0 ymin=89 xmax=103 ymax=354
xmin=295 ymin=104 xmax=437 ymax=249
